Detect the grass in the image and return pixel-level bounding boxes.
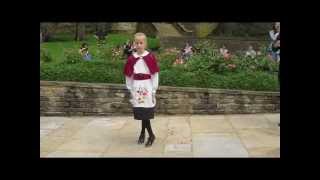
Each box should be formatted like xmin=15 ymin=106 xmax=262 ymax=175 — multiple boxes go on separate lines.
xmin=40 ymin=33 xmax=160 ymax=63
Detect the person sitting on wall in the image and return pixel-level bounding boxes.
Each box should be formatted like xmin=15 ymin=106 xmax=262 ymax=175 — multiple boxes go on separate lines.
xmin=123 ymin=40 xmax=136 ymax=58
xmin=173 ymin=54 xmax=184 ymax=66
xmin=245 ymin=45 xmax=257 ymax=59
xmin=182 ymin=42 xmax=193 ymax=61
xmin=220 ymin=45 xmax=231 ymax=60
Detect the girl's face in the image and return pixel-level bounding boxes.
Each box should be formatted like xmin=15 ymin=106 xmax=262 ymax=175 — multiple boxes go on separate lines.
xmin=134 ymin=37 xmax=146 ymax=54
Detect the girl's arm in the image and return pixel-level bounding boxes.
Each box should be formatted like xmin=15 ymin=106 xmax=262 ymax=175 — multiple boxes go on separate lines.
xmin=125 ymin=75 xmax=133 ymax=91
xmin=151 ymin=72 xmax=159 ymax=94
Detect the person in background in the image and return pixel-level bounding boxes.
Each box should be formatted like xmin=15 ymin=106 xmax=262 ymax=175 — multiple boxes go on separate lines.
xmin=79 ymin=43 xmax=92 ymax=61
xmin=245 ymin=45 xmax=257 ymax=59
xmin=268 ymin=39 xmax=280 ymax=62
xmin=267 ymin=22 xmax=280 ymax=57
xmin=182 ymin=42 xmax=193 ymax=61
xmin=124 ymin=40 xmax=135 ymax=58
xmin=269 ymin=22 xmax=280 ymax=42
xmin=173 ymin=54 xmax=184 ymax=66
xmin=220 ymin=45 xmax=231 ymax=60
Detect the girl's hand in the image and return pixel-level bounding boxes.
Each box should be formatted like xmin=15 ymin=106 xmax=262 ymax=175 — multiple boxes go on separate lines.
xmin=129 ymin=90 xmax=135 ymax=105
xmin=152 ymin=93 xmax=156 ymax=104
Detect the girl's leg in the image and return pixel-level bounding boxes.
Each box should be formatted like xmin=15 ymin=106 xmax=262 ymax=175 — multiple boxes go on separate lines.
xmin=145 ymin=120 xmax=154 ymax=137
xmin=138 ymin=120 xmax=146 ymax=144
xmin=145 ymin=120 xmax=156 ymax=147
xmin=141 ymin=120 xmax=146 ymax=134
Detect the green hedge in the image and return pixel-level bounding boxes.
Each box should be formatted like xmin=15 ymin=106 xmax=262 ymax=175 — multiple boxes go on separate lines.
xmin=40 ymin=48 xmax=53 ymax=63
xmin=40 ymin=60 xmax=125 ymax=83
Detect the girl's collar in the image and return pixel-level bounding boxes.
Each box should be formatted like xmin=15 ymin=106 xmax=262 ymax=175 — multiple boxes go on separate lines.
xmin=133 ymin=50 xmax=149 ymax=58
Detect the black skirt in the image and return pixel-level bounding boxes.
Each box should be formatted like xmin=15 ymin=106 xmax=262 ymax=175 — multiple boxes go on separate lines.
xmin=133 ymin=107 xmax=155 ymax=120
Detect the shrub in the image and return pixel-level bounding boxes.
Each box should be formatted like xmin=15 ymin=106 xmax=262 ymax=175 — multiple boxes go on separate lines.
xmin=40 ymin=48 xmax=52 ymax=63
xmin=158 ymin=53 xmax=176 ymax=70
xmin=148 ymin=37 xmax=161 ymax=50
xmin=105 ymin=34 xmax=132 ymax=47
xmin=233 ymin=54 xmax=279 ymax=72
xmin=186 ymin=40 xmax=234 ymax=74
xmin=62 ymin=48 xmax=83 ymax=64
xmin=40 ymin=60 xmax=125 ymax=83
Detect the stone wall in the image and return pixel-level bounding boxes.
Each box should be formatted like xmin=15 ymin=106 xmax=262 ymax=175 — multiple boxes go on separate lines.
xmin=40 ymin=81 xmax=280 ymax=116
xmin=110 ymin=23 xmax=137 ymax=34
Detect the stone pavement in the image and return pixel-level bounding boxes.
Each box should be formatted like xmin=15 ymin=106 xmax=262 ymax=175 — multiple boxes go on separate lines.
xmin=40 ymin=114 xmax=280 ymax=158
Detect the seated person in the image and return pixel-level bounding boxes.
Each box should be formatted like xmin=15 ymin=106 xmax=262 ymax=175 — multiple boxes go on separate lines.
xmin=173 ymin=54 xmax=184 ymax=65
xmin=182 ymin=43 xmax=193 ymax=61
xmin=112 ymin=45 xmax=122 ymax=59
xmin=123 ymin=40 xmax=135 ymax=57
xmin=220 ymin=45 xmax=231 ymax=60
xmin=79 ymin=43 xmax=92 ymax=61
xmin=245 ymin=45 xmax=257 ymax=59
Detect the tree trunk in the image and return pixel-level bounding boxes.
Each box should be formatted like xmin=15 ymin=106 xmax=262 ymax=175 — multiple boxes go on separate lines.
xmin=40 ymin=23 xmax=50 ymax=42
xmin=75 ymin=23 xmax=79 ymax=41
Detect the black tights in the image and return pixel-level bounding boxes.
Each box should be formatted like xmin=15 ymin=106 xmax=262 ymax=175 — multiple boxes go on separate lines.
xmin=141 ymin=119 xmax=154 ymax=137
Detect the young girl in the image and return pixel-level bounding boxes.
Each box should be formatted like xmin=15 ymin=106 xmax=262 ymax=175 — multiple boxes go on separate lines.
xmin=123 ymin=32 xmax=159 ymax=147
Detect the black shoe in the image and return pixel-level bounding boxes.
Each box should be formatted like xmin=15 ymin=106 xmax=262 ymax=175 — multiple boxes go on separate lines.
xmin=145 ymin=135 xmax=156 ymax=147
xmin=138 ymin=133 xmax=145 ymax=144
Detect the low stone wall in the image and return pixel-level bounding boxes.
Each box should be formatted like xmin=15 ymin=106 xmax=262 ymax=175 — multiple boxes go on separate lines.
xmin=40 ymin=81 xmax=280 ymax=116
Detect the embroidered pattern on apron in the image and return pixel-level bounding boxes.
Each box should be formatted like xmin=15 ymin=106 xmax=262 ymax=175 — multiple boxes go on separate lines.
xmin=134 ymin=86 xmax=149 ymax=104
